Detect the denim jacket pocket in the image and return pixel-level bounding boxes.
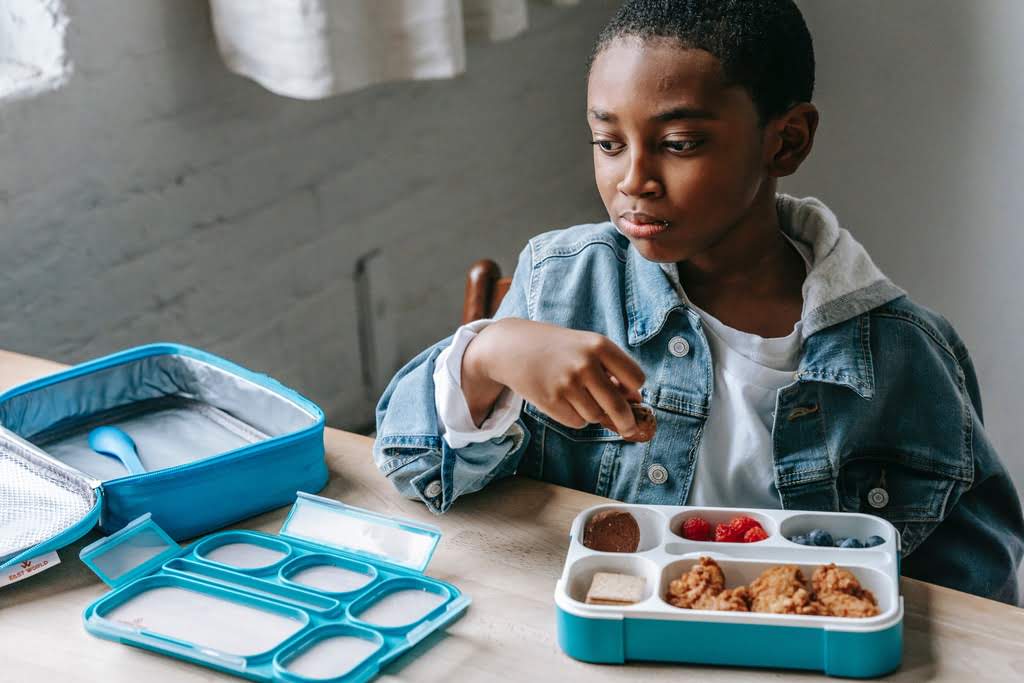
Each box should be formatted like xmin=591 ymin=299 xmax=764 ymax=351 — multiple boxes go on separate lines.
xmin=523 ymin=402 xmax=624 ymax=441
xmin=521 ymin=403 xmax=625 ymax=497
xmin=838 ymin=449 xmax=972 ymax=556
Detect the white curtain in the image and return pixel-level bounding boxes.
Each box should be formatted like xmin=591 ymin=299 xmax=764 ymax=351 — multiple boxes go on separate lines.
xmin=210 ymin=0 xmax=578 ymax=100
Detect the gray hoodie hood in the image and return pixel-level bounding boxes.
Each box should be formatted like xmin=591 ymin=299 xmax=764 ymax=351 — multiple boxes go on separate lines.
xmin=659 ymin=194 xmax=904 ymax=337
xmin=776 ymin=194 xmax=905 ymax=336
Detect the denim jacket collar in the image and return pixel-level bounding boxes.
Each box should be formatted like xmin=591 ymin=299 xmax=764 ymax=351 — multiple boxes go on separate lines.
xmin=624 ymin=241 xmax=877 ymax=398
xmin=625 ymin=245 xmax=687 ymax=348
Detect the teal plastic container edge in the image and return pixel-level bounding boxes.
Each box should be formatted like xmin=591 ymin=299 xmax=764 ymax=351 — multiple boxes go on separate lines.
xmin=0 ymin=342 xmax=328 ymax=564
xmin=556 ymin=605 xmax=903 ymax=678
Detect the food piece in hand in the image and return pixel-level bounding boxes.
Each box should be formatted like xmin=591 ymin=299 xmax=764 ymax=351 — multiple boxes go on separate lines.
xmin=748 ymin=565 xmax=825 ymax=615
xmin=585 ymin=572 xmax=646 ymax=606
xmin=582 ymin=510 xmax=640 ymax=553
xmin=812 ymin=564 xmax=879 ymax=618
xmin=743 ymin=526 xmax=769 ymax=543
xmin=681 ymin=516 xmax=713 ymax=541
xmin=599 ymin=403 xmax=657 ymax=442
xmin=807 ymin=528 xmax=834 ymax=547
xmin=630 ymin=403 xmax=657 ymax=441
xmin=667 ymin=557 xmax=726 ymax=609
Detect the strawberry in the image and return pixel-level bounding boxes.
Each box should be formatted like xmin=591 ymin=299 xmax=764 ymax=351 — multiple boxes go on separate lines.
xmin=681 ymin=516 xmax=712 ymax=541
xmin=714 ymin=522 xmax=743 ymax=543
xmin=728 ymin=515 xmax=763 ymax=537
xmin=743 ymin=526 xmax=769 ymax=543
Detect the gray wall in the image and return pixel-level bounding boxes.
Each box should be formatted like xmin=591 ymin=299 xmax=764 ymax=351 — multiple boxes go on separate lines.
xmin=0 ymin=0 xmax=613 ymax=430
xmin=4 ymin=0 xmax=1020 ymax=498
xmin=789 ymin=0 xmax=1024 ymax=493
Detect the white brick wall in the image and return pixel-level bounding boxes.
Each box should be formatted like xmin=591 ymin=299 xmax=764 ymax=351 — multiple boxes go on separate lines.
xmin=0 ymin=0 xmax=616 ymax=429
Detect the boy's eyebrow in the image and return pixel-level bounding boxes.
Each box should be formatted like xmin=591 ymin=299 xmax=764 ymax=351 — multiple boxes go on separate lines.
xmin=653 ymin=106 xmax=717 ymax=121
xmin=587 ymin=106 xmax=718 ymax=122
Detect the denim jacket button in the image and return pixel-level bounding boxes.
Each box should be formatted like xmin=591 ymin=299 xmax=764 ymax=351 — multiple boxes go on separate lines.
xmin=648 ymin=464 xmax=669 ymax=485
xmin=669 ymin=337 xmax=690 ymax=357
xmin=868 ymin=487 xmax=889 ymax=509
xmin=424 ymin=480 xmax=443 ymax=498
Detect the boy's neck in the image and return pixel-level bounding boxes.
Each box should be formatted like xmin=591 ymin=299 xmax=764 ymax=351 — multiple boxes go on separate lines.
xmin=676 ymin=188 xmax=807 ymax=336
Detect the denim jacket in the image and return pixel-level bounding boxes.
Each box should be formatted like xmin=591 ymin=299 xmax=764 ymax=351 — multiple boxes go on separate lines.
xmin=374 ymin=196 xmax=1024 ymax=604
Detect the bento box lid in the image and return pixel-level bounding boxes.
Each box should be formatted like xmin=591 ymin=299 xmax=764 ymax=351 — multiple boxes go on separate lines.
xmin=280 ymin=493 xmax=442 ymax=574
xmin=79 ymin=513 xmax=181 ymax=588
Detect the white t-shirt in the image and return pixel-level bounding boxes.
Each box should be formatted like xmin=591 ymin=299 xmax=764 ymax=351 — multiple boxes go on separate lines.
xmin=432 ymin=233 xmax=811 ymax=509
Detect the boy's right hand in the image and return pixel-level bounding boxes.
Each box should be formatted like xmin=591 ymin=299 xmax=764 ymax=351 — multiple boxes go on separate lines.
xmin=460 ymin=318 xmax=646 ymax=439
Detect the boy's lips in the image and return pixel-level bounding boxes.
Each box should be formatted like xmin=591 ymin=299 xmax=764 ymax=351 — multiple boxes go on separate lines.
xmin=618 ymin=212 xmax=671 ymax=239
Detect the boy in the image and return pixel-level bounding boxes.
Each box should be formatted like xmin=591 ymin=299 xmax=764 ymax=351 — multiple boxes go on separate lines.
xmin=373 ymin=0 xmax=1024 ymax=604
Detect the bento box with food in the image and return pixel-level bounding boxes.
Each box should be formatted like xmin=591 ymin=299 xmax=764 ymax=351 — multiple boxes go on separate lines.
xmin=555 ymin=504 xmax=902 ymax=678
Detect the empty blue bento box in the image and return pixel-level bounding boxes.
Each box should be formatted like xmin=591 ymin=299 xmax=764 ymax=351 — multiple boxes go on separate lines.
xmin=78 ymin=492 xmax=470 ymax=682
xmin=0 ymin=343 xmax=327 ymax=574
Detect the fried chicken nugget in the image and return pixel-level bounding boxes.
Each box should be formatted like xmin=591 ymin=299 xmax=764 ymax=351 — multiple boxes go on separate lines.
xmin=666 ymin=558 xmax=751 ymax=611
xmin=667 ymin=557 xmax=725 ymax=609
xmin=812 ymin=564 xmax=879 ymax=618
xmin=707 ymin=586 xmax=751 ymax=612
xmin=748 ymin=565 xmax=825 ymax=615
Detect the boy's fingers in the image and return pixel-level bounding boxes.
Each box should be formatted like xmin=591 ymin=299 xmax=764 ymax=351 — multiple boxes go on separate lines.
xmin=585 ymin=368 xmax=638 ymax=436
xmin=609 ymin=376 xmax=643 ymax=403
xmin=549 ymin=400 xmax=587 ymax=430
xmin=598 ymin=345 xmax=645 ymax=392
xmin=567 ymin=388 xmax=605 ymax=425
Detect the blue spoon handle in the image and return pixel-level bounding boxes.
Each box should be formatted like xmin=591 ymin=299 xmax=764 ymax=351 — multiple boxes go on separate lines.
xmin=88 ymin=426 xmax=146 ymax=475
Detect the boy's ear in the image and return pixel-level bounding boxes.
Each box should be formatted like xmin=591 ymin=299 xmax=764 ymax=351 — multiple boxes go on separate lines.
xmin=764 ymin=103 xmax=819 ymax=177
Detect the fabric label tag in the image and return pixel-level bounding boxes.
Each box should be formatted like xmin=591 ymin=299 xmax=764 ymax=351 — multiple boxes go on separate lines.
xmin=3 ymin=551 xmax=61 ymax=586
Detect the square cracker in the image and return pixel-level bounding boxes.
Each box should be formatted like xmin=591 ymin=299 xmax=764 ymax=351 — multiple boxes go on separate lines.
xmin=586 ymin=572 xmax=646 ymax=605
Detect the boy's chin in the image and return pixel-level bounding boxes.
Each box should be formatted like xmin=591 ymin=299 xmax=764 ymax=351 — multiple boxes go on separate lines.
xmin=626 ymin=236 xmax=690 ymax=264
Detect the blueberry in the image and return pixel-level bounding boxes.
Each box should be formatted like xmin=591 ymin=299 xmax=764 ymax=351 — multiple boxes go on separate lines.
xmin=865 ymin=535 xmax=885 ymax=547
xmin=833 ymin=537 xmax=848 ymax=546
xmin=808 ymin=529 xmax=834 ymax=547
xmin=789 ymin=535 xmax=810 ymax=545
xmin=839 ymin=537 xmax=864 ymax=549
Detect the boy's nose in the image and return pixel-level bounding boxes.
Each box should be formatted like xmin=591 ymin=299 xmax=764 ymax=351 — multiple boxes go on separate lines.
xmin=617 ymin=151 xmax=663 ymax=198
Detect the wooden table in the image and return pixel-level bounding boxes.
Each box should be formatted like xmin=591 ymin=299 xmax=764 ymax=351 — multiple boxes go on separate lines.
xmin=1 ymin=349 xmax=1022 ymax=682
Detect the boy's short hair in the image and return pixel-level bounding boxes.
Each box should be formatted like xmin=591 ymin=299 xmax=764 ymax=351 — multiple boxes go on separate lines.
xmin=590 ymin=0 xmax=815 ymax=124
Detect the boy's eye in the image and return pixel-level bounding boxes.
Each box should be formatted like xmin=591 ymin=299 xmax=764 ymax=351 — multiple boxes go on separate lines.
xmin=590 ymin=139 xmax=625 ymax=154
xmin=664 ymin=139 xmax=704 ymax=153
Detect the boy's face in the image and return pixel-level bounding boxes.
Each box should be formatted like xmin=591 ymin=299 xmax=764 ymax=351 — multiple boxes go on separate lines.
xmin=587 ymin=38 xmax=772 ymax=263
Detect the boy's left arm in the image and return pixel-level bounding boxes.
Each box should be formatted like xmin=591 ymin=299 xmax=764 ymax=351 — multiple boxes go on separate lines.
xmin=901 ymin=344 xmax=1024 ymax=605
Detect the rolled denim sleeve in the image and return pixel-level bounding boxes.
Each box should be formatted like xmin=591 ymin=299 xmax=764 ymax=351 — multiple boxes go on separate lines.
xmin=902 ymin=344 xmax=1024 ymax=605
xmin=372 ymin=244 xmax=535 ymax=513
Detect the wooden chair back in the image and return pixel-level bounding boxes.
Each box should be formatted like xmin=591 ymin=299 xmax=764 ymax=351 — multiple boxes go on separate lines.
xmin=462 ymin=259 xmax=512 ymax=324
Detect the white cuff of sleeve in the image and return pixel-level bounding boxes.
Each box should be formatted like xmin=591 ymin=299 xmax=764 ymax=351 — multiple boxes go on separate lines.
xmin=434 ymin=318 xmax=524 ymax=450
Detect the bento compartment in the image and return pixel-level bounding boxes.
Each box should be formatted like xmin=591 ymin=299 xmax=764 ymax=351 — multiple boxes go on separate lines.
xmin=576 ymin=505 xmax=664 ymax=553
xmin=274 ymin=625 xmax=384 ymax=681
xmin=0 ymin=351 xmax=321 ymax=480
xmin=348 ymin=578 xmax=451 ymax=630
xmin=563 ymin=554 xmax=660 ymax=607
xmin=92 ymin=576 xmax=308 ymax=658
xmin=163 ymin=558 xmax=338 ymax=612
xmin=658 ymin=556 xmax=897 ymax=619
xmin=280 ymin=554 xmax=377 ymax=595
xmin=195 ymin=532 xmax=292 ymax=571
xmin=779 ymin=512 xmax=894 ymax=550
xmin=667 ymin=509 xmax=777 ymax=544
xmin=33 ymin=398 xmax=269 ymax=481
